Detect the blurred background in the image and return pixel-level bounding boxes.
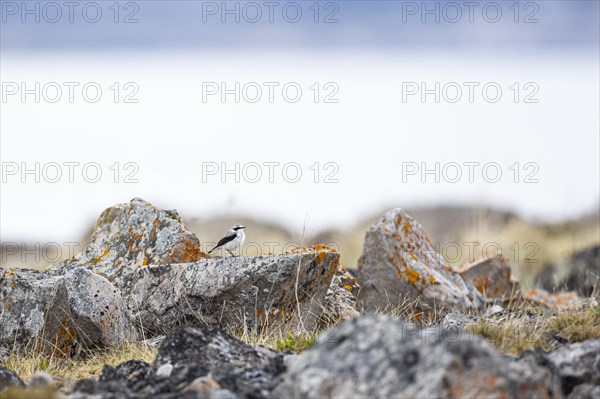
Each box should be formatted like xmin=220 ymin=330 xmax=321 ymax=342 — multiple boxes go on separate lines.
xmin=1 ymin=0 xmax=599 ymax=287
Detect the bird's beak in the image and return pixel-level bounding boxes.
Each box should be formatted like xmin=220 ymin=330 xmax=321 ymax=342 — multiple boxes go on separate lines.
xmin=240 ymin=226 xmax=246 ymax=229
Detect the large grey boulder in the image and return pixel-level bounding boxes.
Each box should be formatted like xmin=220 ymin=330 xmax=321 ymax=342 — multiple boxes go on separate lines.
xmin=48 ymin=197 xmax=205 ymax=285
xmin=0 ymin=268 xmax=76 ymax=356
xmin=357 ymin=209 xmax=485 ymax=313
xmin=0 ymin=267 xmax=130 ymax=356
xmin=272 ymin=315 xmax=562 ymax=398
xmin=64 ymin=267 xmax=132 ymax=348
xmin=125 ymin=247 xmax=340 ymax=335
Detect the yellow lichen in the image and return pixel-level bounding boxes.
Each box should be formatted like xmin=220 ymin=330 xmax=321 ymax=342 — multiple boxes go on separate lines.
xmin=404 ymin=268 xmax=421 ymax=285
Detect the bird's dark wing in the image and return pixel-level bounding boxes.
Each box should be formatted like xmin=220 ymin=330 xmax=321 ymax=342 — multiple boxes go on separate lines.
xmin=208 ymin=230 xmax=237 ymax=253
xmin=216 ymin=231 xmax=237 ymax=247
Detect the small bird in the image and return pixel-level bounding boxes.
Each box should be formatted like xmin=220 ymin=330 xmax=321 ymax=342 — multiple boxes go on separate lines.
xmin=208 ymin=224 xmax=246 ymax=257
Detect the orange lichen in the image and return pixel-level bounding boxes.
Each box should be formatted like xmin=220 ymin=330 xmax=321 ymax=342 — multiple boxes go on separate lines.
xmin=428 ymin=275 xmax=436 ymax=284
xmin=404 ymin=268 xmax=421 ymax=285
xmin=52 ymin=317 xmax=77 ymax=357
xmin=181 ymin=240 xmax=205 ymax=261
xmin=316 ymin=251 xmax=326 ymax=264
xmin=142 ymin=257 xmax=148 ymax=266
xmin=472 ymin=276 xmax=491 ymax=295
xmin=312 ymin=244 xmax=337 ymax=252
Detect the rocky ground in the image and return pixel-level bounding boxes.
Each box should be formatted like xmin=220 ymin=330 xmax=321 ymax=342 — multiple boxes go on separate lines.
xmin=1 ymin=198 xmax=598 ymax=398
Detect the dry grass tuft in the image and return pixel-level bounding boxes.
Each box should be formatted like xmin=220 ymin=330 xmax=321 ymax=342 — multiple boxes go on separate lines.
xmin=1 ymin=342 xmax=157 ymax=384
xmin=469 ymin=305 xmax=600 ymax=355
xmin=373 ymin=295 xmax=454 ymax=327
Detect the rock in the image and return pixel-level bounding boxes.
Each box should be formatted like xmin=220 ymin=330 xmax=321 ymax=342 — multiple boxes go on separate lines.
xmin=46 ymin=199 xmax=339 ymax=336
xmin=523 ymin=288 xmax=596 ymax=310
xmin=125 ymin=246 xmax=340 ymax=335
xmin=318 ymin=265 xmax=360 ymax=327
xmin=458 ymin=255 xmax=521 ymax=299
xmin=156 ymin=363 xmax=173 ymax=378
xmin=64 ymin=267 xmax=132 ymax=348
xmin=0 ymin=367 xmax=24 ymax=391
xmin=99 ymin=360 xmax=151 ymax=386
xmin=485 ymin=304 xmax=506 ymax=318
xmin=357 ymin=208 xmax=485 ymax=313
xmin=567 ymin=383 xmax=600 ymax=399
xmin=141 ymin=323 xmax=285 ymax=398
xmin=272 ymin=315 xmax=562 ymax=398
xmin=437 ymin=313 xmax=478 ymax=330
xmin=182 ymin=375 xmax=220 ymax=393
xmin=28 ymin=371 xmax=55 ymax=389
xmin=48 ymin=197 xmax=205 ymax=285
xmin=1 ymin=267 xmax=131 ymax=356
xmin=536 ymin=245 xmax=600 ymax=297
xmin=70 ymin=352 xmax=257 ymax=399
xmin=544 ymin=340 xmax=600 ymax=397
xmin=68 ymin=361 xmax=151 ymax=398
xmin=0 ymin=268 xmax=77 ymax=356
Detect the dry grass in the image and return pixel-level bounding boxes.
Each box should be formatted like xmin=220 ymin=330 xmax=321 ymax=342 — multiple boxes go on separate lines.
xmin=373 ymin=295 xmax=447 ymax=326
xmin=1 ymin=342 xmax=157 ymax=384
xmin=469 ymin=305 xmax=600 ymax=355
xmin=458 ymin=219 xmax=600 ymax=289
xmin=3 ymin=303 xmax=599 ymax=389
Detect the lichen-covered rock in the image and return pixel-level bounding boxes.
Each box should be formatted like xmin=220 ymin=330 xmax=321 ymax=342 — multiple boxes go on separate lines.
xmin=67 ymin=360 xmax=151 ymax=399
xmin=48 ymin=198 xmax=205 ymax=285
xmin=125 ymin=246 xmax=340 ymax=335
xmin=41 ymin=200 xmax=340 ymax=341
xmin=142 ymin=323 xmax=285 ymax=398
xmin=523 ymin=288 xmax=596 ymax=310
xmin=544 ymin=340 xmax=600 ymax=397
xmin=1 ymin=267 xmax=130 ymax=356
xmin=458 ymin=254 xmax=521 ymax=299
xmin=64 ymin=267 xmax=132 ymax=348
xmin=272 ymin=316 xmax=562 ymax=398
xmin=536 ymin=245 xmax=600 ymax=297
xmin=357 ymin=209 xmax=485 ymax=313
xmin=318 ymin=265 xmax=360 ymax=327
xmin=66 ymin=324 xmax=284 ymax=398
xmin=0 ymin=268 xmax=76 ymax=356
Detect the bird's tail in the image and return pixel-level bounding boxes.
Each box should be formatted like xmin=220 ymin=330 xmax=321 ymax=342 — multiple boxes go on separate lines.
xmin=208 ymin=246 xmax=219 ymax=254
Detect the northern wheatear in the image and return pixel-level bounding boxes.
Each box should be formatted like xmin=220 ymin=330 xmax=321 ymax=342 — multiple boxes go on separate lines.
xmin=208 ymin=224 xmax=246 ymax=257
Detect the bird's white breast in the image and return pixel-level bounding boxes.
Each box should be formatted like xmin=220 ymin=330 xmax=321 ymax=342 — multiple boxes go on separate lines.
xmin=224 ymin=229 xmax=245 ymax=250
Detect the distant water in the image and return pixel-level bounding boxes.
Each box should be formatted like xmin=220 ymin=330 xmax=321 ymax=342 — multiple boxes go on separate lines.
xmin=1 ymin=50 xmax=598 ymax=241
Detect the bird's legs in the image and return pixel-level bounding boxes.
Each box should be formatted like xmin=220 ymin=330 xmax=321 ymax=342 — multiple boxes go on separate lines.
xmin=227 ymin=249 xmax=235 ymax=257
